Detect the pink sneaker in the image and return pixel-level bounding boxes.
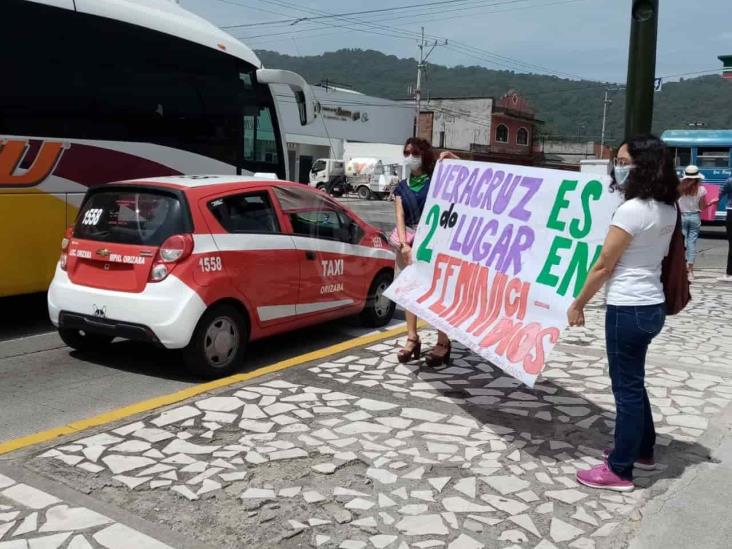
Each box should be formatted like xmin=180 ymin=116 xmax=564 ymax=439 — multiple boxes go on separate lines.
xmin=577 ymin=463 xmax=634 ymax=492
xmin=603 ymin=448 xmax=657 ymax=471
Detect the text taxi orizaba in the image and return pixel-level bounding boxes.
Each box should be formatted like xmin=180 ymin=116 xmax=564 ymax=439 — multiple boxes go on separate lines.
xmin=48 ymin=176 xmax=396 ymax=377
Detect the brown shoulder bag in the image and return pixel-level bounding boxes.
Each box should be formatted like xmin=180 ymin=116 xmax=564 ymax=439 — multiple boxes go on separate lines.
xmin=661 ymin=207 xmax=691 ymax=315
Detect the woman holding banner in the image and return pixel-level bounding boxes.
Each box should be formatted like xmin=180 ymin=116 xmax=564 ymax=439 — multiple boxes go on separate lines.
xmin=392 ymin=138 xmax=458 ymax=367
xmin=567 ymin=135 xmax=679 ymax=492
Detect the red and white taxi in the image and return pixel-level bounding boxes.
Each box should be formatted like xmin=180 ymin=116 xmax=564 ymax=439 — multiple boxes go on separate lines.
xmin=48 ymin=176 xmax=396 ymax=378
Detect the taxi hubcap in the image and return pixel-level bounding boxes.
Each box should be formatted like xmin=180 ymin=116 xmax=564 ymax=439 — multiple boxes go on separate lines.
xmin=204 ymin=317 xmax=239 ymax=367
xmin=374 ymin=281 xmax=391 ymax=318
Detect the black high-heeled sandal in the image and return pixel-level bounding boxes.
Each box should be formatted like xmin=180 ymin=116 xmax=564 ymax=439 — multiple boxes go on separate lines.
xmin=397 ymin=337 xmax=421 ymax=363
xmin=424 ymin=341 xmax=451 ymax=367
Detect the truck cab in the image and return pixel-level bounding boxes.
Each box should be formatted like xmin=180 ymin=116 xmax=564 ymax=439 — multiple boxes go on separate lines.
xmin=309 ymin=159 xmax=346 ymax=189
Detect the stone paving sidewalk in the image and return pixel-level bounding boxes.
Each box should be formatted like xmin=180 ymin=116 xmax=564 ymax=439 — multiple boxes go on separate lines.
xmin=0 ymin=472 xmax=171 ymax=549
xmin=4 ymin=274 xmax=732 ymax=549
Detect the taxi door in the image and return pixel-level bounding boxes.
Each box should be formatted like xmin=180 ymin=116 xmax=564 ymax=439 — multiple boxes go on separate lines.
xmin=273 ymin=187 xmax=368 ymax=320
xmin=197 ymin=187 xmax=301 ymax=330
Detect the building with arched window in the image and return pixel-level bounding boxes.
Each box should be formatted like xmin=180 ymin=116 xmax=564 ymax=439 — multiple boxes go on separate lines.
xmin=517 ymin=127 xmax=529 ymax=145
xmin=409 ymin=89 xmax=544 ymax=165
xmin=489 ymin=90 xmax=541 ymax=159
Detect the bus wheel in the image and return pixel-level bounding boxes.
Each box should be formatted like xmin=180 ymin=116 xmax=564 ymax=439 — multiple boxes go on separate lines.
xmin=357 ymin=186 xmax=372 ymax=200
xmin=59 ymin=328 xmax=113 ymax=352
xmin=360 ymin=271 xmax=396 ymax=327
xmin=184 ymin=304 xmax=248 ymax=379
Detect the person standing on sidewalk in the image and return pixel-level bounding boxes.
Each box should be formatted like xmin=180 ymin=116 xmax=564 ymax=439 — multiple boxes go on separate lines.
xmin=392 ymin=138 xmax=457 ymax=367
xmin=567 ymin=135 xmax=679 ymax=492
xmin=714 ymin=175 xmax=732 ymax=282
xmin=677 ymin=165 xmax=710 ymax=280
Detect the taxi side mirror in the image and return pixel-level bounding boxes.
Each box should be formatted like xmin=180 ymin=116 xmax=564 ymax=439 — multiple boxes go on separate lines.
xmin=347 ymin=221 xmax=362 ymax=244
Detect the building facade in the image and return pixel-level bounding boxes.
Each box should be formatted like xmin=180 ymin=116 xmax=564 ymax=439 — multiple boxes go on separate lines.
xmin=417 ymin=97 xmax=493 ymax=151
xmin=275 ymin=84 xmax=413 ymax=182
xmin=538 ymin=138 xmax=614 ymax=169
xmin=489 ymin=91 xmax=539 ymax=157
xmin=415 ymin=90 xmax=543 ymax=166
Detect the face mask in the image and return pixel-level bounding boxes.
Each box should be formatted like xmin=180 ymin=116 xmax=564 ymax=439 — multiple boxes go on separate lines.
xmin=405 ymin=155 xmax=422 ymax=173
xmin=614 ymin=165 xmax=633 ymax=188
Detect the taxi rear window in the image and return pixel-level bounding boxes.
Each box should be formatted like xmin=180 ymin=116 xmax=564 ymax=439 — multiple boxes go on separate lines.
xmin=74 ymin=190 xmax=187 ymax=246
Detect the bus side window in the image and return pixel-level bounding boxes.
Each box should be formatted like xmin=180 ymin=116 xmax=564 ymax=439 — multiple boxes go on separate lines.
xmin=243 ymin=106 xmax=280 ymax=166
xmin=697 ymin=148 xmax=731 ymax=169
xmin=672 ymin=147 xmax=691 ymax=168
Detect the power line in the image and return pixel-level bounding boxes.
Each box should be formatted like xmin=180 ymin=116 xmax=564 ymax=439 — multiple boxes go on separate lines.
xmin=234 ymin=0 xmax=525 ymax=32
xmin=220 ymin=0 xmax=526 ymax=29
xmin=230 ymin=0 xmax=585 ymax=79
xmin=209 ymin=0 xmax=294 ymax=19
xmin=220 ymin=0 xmax=721 ymax=87
xmin=656 ymin=68 xmax=721 ymax=80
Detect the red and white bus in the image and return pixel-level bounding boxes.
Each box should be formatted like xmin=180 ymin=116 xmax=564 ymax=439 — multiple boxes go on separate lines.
xmin=0 ymin=0 xmax=317 ymax=297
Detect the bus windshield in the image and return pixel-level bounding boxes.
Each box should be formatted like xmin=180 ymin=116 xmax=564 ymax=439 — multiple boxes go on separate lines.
xmin=2 ymin=1 xmax=285 ymax=178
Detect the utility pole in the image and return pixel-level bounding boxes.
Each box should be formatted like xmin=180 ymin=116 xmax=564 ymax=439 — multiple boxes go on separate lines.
xmin=624 ymin=0 xmax=660 ymax=139
xmin=599 ymin=88 xmax=623 ymax=158
xmin=414 ymin=27 xmax=447 ymax=139
xmin=600 ymin=90 xmax=611 ymax=159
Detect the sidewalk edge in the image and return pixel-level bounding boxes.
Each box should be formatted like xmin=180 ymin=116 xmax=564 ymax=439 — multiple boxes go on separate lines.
xmin=0 ymin=324 xmax=409 ymax=456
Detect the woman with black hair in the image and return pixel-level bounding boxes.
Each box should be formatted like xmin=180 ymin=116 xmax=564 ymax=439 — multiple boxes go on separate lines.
xmin=567 ymin=135 xmax=679 ymax=492
xmin=393 ymin=137 xmax=457 ymax=367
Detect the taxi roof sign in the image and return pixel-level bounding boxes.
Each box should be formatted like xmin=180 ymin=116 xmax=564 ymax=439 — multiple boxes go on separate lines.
xmin=720 ymin=55 xmax=732 ymax=79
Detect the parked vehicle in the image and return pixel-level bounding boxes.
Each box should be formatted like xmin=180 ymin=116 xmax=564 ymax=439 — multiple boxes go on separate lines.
xmin=662 ymin=130 xmax=732 ymax=224
xmin=1 ymin=0 xmax=317 ymax=298
xmin=309 ymin=159 xmax=346 ymax=190
xmin=333 ymin=158 xmax=406 ymax=200
xmin=48 ymin=176 xmax=396 ymax=378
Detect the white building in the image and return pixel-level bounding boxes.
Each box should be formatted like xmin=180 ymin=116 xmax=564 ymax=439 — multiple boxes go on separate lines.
xmin=417 ymin=97 xmax=493 ymax=151
xmin=275 ymin=84 xmax=414 ymax=182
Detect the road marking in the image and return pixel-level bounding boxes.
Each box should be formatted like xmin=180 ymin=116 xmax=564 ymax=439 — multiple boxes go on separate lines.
xmin=0 ymin=324 xmax=414 ymax=456
xmin=0 ymin=331 xmax=58 ymax=345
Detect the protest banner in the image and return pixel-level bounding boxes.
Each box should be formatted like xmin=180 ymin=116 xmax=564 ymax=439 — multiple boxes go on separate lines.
xmin=385 ymin=160 xmax=621 ymax=387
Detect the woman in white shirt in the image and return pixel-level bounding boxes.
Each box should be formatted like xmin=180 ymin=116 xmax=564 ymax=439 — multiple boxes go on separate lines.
xmin=567 ymin=135 xmax=679 ymax=492
xmin=678 ymin=165 xmax=711 ymax=279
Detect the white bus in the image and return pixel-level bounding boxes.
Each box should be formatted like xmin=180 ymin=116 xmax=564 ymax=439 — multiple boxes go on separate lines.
xmin=0 ymin=0 xmax=317 ymax=297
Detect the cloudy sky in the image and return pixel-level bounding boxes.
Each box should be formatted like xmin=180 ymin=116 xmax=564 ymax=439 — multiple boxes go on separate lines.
xmin=182 ymin=0 xmax=730 ymax=84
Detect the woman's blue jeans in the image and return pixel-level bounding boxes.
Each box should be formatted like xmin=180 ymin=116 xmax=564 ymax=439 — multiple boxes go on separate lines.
xmin=681 ymin=212 xmax=701 ymax=264
xmin=606 ymin=304 xmax=666 ymax=480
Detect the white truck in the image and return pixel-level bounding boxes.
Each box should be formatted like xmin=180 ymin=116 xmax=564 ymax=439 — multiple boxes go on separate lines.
xmin=345 ymin=157 xmax=407 ymax=200
xmin=310 ymin=143 xmax=409 ymax=199
xmin=308 ymin=158 xmax=346 ymax=189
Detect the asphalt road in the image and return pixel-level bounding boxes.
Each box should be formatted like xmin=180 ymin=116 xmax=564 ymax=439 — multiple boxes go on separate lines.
xmin=0 ymin=197 xmax=402 ymax=443
xmin=0 ymin=198 xmax=728 ymax=443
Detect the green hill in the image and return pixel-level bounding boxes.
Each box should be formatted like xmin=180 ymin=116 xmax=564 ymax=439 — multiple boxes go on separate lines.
xmin=257 ymin=49 xmax=732 ymax=144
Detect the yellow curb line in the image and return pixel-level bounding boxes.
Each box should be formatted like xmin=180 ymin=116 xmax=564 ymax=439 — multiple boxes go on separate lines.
xmin=0 ymin=323 xmax=417 ymax=456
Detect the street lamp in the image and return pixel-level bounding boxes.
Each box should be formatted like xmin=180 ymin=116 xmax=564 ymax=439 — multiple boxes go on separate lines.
xmin=625 ymin=0 xmax=660 ymax=139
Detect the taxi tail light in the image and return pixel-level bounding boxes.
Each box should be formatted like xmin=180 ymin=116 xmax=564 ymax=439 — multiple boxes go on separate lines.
xmin=60 ymin=226 xmax=73 ymax=271
xmin=150 ymin=234 xmax=194 ymax=282
xmin=159 ymin=234 xmax=193 ymax=263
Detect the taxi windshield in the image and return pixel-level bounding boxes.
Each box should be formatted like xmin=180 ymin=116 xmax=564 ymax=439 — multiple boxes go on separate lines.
xmin=74 ymin=189 xmax=186 ymax=246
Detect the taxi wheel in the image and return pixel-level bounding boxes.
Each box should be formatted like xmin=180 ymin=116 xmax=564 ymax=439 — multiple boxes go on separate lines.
xmin=360 ymin=271 xmax=396 ymax=327
xmin=58 ymin=328 xmax=113 ymax=352
xmin=184 ymin=304 xmax=248 ymax=379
